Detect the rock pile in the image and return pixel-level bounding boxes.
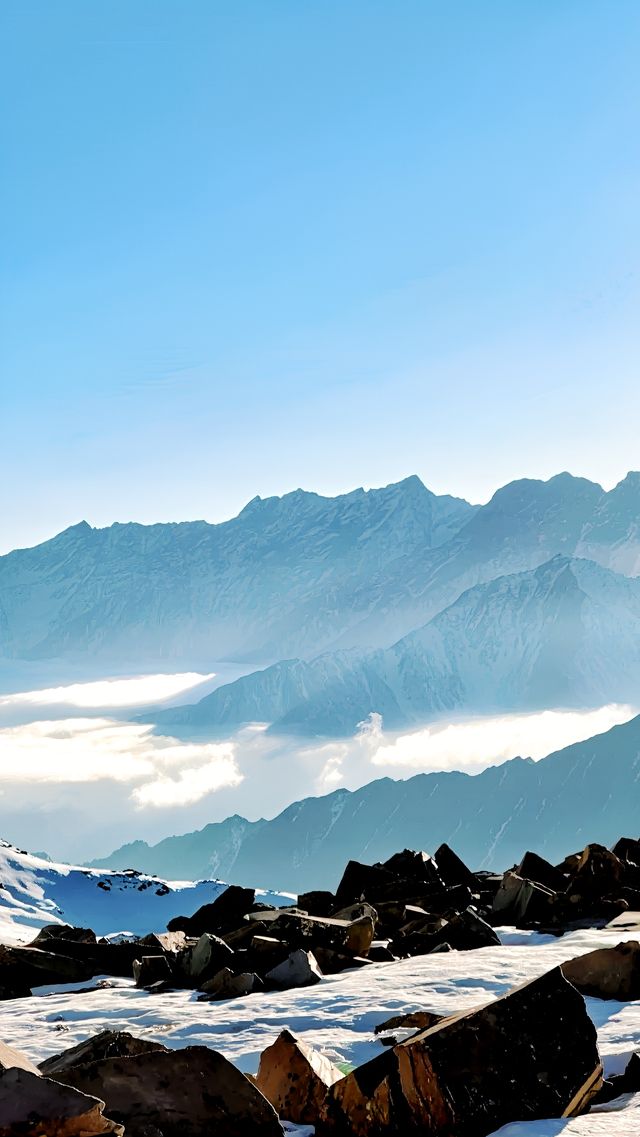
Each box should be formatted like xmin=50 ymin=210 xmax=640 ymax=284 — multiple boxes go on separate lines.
xmin=1 ymin=837 xmax=639 ymax=1004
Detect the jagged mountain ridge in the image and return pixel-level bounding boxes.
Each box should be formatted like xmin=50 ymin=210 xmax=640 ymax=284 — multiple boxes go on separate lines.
xmin=2 ymin=471 xmax=640 ymax=666
xmin=0 ymin=477 xmax=474 ymax=663
xmin=89 ymin=712 xmax=640 ymax=892
xmin=157 ymin=555 xmax=640 ymax=735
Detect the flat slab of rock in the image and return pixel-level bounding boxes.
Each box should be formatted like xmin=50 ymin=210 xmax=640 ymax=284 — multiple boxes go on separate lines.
xmin=256 ymin=1029 xmax=343 ymax=1124
xmin=0 ymin=1039 xmax=40 ymax=1077
xmin=562 ymin=940 xmax=640 ymax=1000
xmin=320 ymin=966 xmax=602 ymax=1136
xmin=0 ymin=1067 xmax=122 ymax=1135
xmin=51 ymin=1045 xmax=282 ymax=1136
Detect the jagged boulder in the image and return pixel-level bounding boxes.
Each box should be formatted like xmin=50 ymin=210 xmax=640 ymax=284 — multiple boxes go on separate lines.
xmin=566 ymin=843 xmax=624 ymax=902
xmin=198 ymin=969 xmax=264 ymax=1000
xmin=255 ymin=1029 xmax=343 ymax=1124
xmin=167 ymin=886 xmax=256 ymax=935
xmin=374 ymin=1011 xmax=444 ymax=1036
xmin=335 ymin=860 xmax=399 ymax=904
xmin=40 ymin=1031 xmax=167 ymax=1077
xmin=0 ymin=1039 xmax=40 ymax=1076
xmin=0 ymin=1067 xmax=122 ymax=1135
xmin=492 ymin=871 xmax=557 ymax=924
xmin=266 ymin=949 xmax=323 ymax=989
xmin=52 ymin=1045 xmax=282 ymax=1136
xmin=516 ymin=851 xmax=567 ymax=893
xmin=133 ymin=954 xmax=173 ymax=988
xmin=180 ymin=932 xmax=235 ymax=984
xmin=320 ymin=967 xmax=602 ymax=1136
xmin=434 ymin=844 xmax=478 ymax=890
xmin=562 ymin=940 xmax=640 ymax=1000
xmin=298 ymin=890 xmax=336 ymax=916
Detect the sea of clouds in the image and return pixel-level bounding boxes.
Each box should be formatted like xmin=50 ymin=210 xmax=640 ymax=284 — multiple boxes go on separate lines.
xmin=0 ymin=671 xmax=635 ymax=864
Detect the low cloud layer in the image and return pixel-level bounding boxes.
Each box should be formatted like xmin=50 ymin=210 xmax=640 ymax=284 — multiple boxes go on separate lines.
xmin=0 ymin=672 xmax=635 ymax=864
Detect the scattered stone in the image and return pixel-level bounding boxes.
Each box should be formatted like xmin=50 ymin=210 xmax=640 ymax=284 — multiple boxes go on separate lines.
xmin=256 ymin=1029 xmax=344 ymax=1124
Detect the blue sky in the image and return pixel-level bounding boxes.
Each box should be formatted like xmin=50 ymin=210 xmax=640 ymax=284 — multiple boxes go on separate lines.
xmin=2 ymin=0 xmax=639 ymax=553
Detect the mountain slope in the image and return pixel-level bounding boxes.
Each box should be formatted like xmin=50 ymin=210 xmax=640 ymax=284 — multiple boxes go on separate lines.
xmin=91 ymin=712 xmax=640 ymax=891
xmin=158 ymin=556 xmax=640 ymax=735
xmin=0 ymin=477 xmax=475 ymax=664
xmin=0 ymin=841 xmax=291 ymax=942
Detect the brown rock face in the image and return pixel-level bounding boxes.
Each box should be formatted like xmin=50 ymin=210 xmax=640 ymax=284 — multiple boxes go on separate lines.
xmin=255 ymin=1029 xmax=343 ymax=1124
xmin=40 ymin=1030 xmax=167 ymax=1078
xmin=562 ymin=940 xmax=640 ymax=1000
xmin=52 ymin=1045 xmax=282 ymax=1137
xmin=0 ymin=1067 xmax=122 ymax=1136
xmin=320 ymin=967 xmax=602 ymax=1136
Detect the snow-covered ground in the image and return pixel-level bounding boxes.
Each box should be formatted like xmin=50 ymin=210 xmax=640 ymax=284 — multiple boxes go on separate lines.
xmin=0 ymin=841 xmax=638 ymax=1134
xmin=0 ymin=841 xmax=292 ymax=942
xmin=0 ymin=924 xmax=637 ymax=1134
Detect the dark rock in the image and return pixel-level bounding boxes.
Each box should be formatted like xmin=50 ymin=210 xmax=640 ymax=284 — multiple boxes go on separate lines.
xmin=133 ymin=955 xmax=173 ymax=989
xmin=180 ymin=932 xmax=235 ymax=985
xmin=612 ymin=837 xmax=640 ymax=867
xmin=516 ymin=851 xmax=567 ymax=894
xmin=379 ymin=850 xmax=443 ymax=890
xmin=31 ymin=924 xmax=97 ymax=946
xmin=298 ymin=890 xmax=336 ymax=917
xmin=367 ymin=944 xmax=397 ymax=963
xmin=40 ymin=1031 xmax=166 ymax=1078
xmin=167 ymin=886 xmax=257 ymax=935
xmin=50 ymin=1045 xmax=282 ymax=1136
xmin=492 ymin=872 xmax=557 ymax=925
xmin=265 ymin=949 xmax=323 ymax=989
xmin=320 ymin=967 xmax=602 ymax=1136
xmin=434 ymin=844 xmax=478 ymax=890
xmin=566 ymin=843 xmax=624 ymax=901
xmin=312 ymin=948 xmax=374 ymax=975
xmin=256 ymin=1029 xmax=343 ymax=1125
xmin=198 ymin=970 xmax=264 ymax=1000
xmin=374 ymin=1010 xmax=444 ymax=1035
xmin=335 ymin=861 xmax=399 ymax=904
xmin=562 ymin=940 xmax=640 ymax=1000
xmin=0 ymin=1067 xmax=122 ymax=1135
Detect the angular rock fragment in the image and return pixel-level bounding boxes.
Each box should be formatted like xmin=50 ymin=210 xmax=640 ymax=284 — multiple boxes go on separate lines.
xmin=256 ymin=1029 xmax=343 ymax=1124
xmin=167 ymin=886 xmax=256 ymax=935
xmin=562 ymin=939 xmax=640 ymax=1000
xmin=180 ymin=931 xmax=234 ymax=984
xmin=133 ymin=954 xmax=173 ymax=988
xmin=374 ymin=1010 xmax=443 ymax=1035
xmin=492 ymin=871 xmax=556 ymax=924
xmin=198 ymin=969 xmax=263 ymax=1000
xmin=53 ymin=1044 xmax=282 ymax=1136
xmin=516 ymin=850 xmax=567 ymax=893
xmin=266 ymin=948 xmax=323 ymax=989
xmin=298 ymin=890 xmax=336 ymax=916
xmin=40 ymin=1030 xmax=167 ymax=1077
xmin=320 ymin=966 xmax=602 ymax=1136
xmin=434 ymin=844 xmax=478 ymax=889
xmin=0 ymin=1067 xmax=122 ymax=1135
xmin=0 ymin=1039 xmax=40 ymax=1076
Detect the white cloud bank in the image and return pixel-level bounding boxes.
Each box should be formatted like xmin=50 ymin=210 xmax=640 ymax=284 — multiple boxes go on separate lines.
xmin=0 ymin=672 xmax=636 ymax=862
xmin=0 ymin=672 xmax=215 ymax=709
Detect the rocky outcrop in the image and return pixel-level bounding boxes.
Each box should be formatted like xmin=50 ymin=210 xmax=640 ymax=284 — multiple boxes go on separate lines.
xmin=40 ymin=1030 xmax=167 ymax=1078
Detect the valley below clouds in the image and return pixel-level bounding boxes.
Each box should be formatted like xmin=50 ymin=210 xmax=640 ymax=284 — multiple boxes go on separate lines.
xmin=0 ymin=670 xmax=634 ymax=866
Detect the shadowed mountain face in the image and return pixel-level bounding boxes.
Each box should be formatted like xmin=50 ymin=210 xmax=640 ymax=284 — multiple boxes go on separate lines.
xmin=2 ymin=471 xmax=640 ymax=668
xmin=89 ymin=713 xmax=640 ymax=892
xmin=156 ymin=556 xmax=640 ymax=735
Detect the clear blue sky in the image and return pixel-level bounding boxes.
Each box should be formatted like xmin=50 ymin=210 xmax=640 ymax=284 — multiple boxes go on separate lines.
xmin=2 ymin=0 xmax=639 ymax=553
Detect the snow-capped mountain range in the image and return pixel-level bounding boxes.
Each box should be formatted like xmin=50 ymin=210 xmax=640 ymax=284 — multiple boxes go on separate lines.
xmin=90 ymin=712 xmax=640 ymax=892
xmin=2 ymin=471 xmax=640 ymax=670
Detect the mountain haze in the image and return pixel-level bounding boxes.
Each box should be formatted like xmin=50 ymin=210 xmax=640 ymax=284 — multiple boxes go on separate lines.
xmin=158 ymin=555 xmax=640 ymax=734
xmin=90 ymin=712 xmax=640 ymax=892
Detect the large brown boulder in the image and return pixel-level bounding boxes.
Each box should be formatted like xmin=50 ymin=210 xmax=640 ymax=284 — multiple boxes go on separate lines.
xmin=562 ymin=940 xmax=640 ymax=1000
xmin=492 ymin=871 xmax=557 ymax=924
xmin=319 ymin=967 xmax=602 ymax=1136
xmin=0 ymin=1067 xmax=122 ymax=1135
xmin=567 ymin=843 xmax=624 ymax=901
xmin=255 ymin=1029 xmax=343 ymax=1124
xmin=40 ymin=1030 xmax=167 ymax=1078
xmin=51 ymin=1045 xmax=282 ymax=1136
